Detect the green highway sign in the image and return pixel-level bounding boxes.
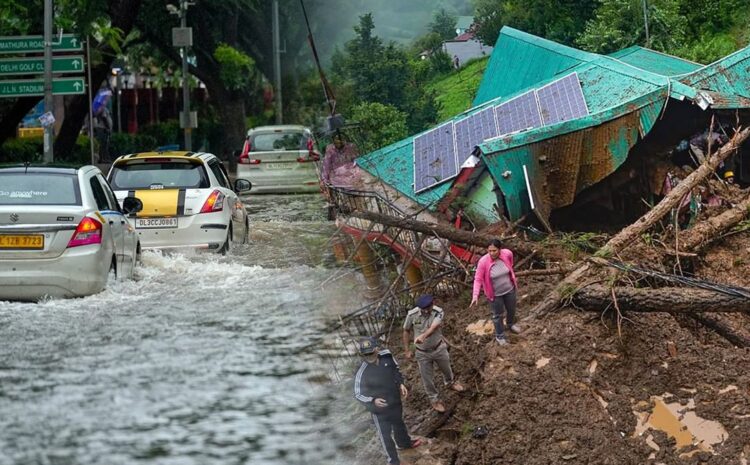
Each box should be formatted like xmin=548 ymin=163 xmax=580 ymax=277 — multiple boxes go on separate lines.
xmin=0 ymin=56 xmax=84 ymax=76
xmin=0 ymin=78 xmax=85 ymax=97
xmin=0 ymin=35 xmax=83 ymax=54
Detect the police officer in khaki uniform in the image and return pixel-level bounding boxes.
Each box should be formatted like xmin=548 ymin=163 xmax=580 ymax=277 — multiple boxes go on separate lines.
xmin=402 ymin=295 xmax=464 ymax=413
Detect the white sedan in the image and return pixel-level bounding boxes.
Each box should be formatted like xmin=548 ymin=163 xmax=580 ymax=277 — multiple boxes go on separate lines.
xmin=0 ymin=165 xmax=143 ymax=300
xmin=107 ymin=151 xmax=252 ymax=253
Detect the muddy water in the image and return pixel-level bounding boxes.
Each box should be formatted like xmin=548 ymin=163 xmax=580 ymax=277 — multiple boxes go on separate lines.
xmin=0 ymin=195 xmax=366 ymax=465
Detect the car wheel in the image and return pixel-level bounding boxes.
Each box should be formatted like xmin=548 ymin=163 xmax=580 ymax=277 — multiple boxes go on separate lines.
xmin=243 ymin=217 xmax=250 ymax=244
xmin=219 ymin=225 xmax=232 ymax=255
xmin=135 ymin=241 xmax=142 ymax=266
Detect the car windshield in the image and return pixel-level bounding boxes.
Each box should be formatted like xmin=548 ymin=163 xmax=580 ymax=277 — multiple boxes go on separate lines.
xmin=251 ymin=131 xmax=307 ymax=151
xmin=0 ymin=173 xmax=81 ymax=205
xmin=109 ymin=161 xmax=210 ymax=189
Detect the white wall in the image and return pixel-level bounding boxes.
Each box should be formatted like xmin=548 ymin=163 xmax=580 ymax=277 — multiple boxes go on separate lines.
xmin=443 ymin=39 xmax=493 ymax=68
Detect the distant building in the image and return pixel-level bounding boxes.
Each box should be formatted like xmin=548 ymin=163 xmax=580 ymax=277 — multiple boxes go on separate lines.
xmin=442 ymin=31 xmax=493 ymax=68
xmin=455 ymin=16 xmax=473 ymax=36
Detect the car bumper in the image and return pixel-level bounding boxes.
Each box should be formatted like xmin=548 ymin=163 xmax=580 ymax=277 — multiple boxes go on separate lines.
xmin=132 ymin=211 xmax=229 ymax=251
xmin=237 ymin=165 xmax=320 ymax=194
xmin=0 ymin=245 xmax=110 ymax=300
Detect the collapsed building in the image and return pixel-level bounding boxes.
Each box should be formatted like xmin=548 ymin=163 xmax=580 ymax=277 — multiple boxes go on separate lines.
xmin=354 ymin=27 xmax=750 ymax=233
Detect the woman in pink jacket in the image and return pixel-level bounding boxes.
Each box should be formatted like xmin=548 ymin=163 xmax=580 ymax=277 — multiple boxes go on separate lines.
xmin=470 ymin=239 xmax=521 ymax=345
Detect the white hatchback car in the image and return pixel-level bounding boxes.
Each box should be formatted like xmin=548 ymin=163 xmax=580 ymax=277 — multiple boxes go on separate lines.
xmin=107 ymin=151 xmax=252 ymax=253
xmin=237 ymin=125 xmax=320 ymax=193
xmin=0 ymin=165 xmax=143 ymax=300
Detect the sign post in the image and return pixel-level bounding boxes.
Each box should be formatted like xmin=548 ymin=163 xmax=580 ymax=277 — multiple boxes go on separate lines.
xmin=0 ymin=56 xmax=84 ymax=76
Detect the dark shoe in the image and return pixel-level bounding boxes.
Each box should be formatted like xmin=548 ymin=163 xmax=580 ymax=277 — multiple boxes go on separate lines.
xmin=397 ymin=438 xmax=424 ymax=450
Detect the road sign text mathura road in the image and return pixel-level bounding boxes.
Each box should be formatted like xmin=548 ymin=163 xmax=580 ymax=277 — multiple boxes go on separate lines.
xmin=0 ymin=35 xmax=83 ymax=54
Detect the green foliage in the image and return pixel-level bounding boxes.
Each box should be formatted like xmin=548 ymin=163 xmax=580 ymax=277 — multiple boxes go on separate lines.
xmin=577 ymin=0 xmax=687 ymax=54
xmin=425 ymin=57 xmax=489 ymax=120
xmin=473 ymin=0 xmax=598 ymax=47
xmin=0 ymin=136 xmax=92 ymax=165
xmin=109 ymin=132 xmax=159 ymax=158
xmin=429 ymin=8 xmax=458 ymax=40
xmin=332 ymin=14 xmax=440 ymax=135
xmin=411 ymin=31 xmax=445 ymax=54
xmin=349 ymin=102 xmax=408 ymax=153
xmin=679 ymin=32 xmax=738 ymax=64
xmin=213 ymin=43 xmax=256 ymax=91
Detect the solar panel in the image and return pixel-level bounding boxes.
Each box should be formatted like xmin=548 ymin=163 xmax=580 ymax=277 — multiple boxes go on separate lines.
xmin=536 ymin=72 xmax=589 ymax=126
xmin=494 ymin=90 xmax=542 ymax=136
xmin=413 ymin=122 xmax=458 ymax=193
xmin=453 ymin=107 xmax=499 ymax=165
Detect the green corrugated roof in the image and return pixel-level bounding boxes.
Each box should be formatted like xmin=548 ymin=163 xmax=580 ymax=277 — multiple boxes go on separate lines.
xmin=680 ymin=46 xmax=750 ymax=98
xmin=473 ymin=28 xmax=594 ymax=107
xmin=608 ymin=46 xmax=701 ymax=76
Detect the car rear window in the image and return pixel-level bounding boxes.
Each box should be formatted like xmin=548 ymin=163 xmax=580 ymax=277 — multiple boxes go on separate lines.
xmin=251 ymin=131 xmax=307 ymax=151
xmin=0 ymin=173 xmax=81 ymax=205
xmin=109 ymin=161 xmax=210 ymax=190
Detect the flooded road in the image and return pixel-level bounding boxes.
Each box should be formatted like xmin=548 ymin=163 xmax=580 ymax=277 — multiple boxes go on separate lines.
xmin=0 ymin=195 xmax=365 ymax=465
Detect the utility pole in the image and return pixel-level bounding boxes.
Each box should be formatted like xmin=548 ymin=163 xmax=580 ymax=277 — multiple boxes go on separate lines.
xmin=43 ymin=0 xmax=54 ymax=162
xmin=642 ymin=0 xmax=650 ymax=48
xmin=180 ymin=0 xmax=192 ymax=151
xmin=272 ymin=0 xmax=282 ymax=124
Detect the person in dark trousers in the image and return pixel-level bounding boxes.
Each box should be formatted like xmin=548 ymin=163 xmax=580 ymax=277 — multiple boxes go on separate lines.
xmin=354 ymin=337 xmax=423 ymax=465
xmin=470 ymin=238 xmax=521 ymax=345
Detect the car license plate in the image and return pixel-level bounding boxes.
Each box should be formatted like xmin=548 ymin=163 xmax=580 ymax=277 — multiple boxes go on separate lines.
xmin=265 ymin=162 xmax=289 ymax=169
xmin=136 ymin=217 xmax=178 ymax=229
xmin=0 ymin=234 xmax=44 ymax=249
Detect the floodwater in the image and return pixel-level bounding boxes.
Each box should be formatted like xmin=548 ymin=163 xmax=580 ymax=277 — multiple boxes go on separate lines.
xmin=0 ymin=194 xmax=367 ymax=465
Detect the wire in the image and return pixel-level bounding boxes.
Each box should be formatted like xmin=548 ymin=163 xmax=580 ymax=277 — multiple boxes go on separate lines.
xmin=600 ymin=258 xmax=750 ymax=299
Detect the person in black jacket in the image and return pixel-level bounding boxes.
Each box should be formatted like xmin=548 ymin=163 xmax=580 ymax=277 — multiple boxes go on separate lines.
xmin=353 ymin=337 xmax=422 ymax=465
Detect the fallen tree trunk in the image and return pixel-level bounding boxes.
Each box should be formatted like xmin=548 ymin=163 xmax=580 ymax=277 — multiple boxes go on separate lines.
xmin=677 ymin=190 xmax=750 ymax=251
xmin=529 ymin=127 xmax=750 ymax=317
xmin=689 ymin=313 xmax=750 ymax=347
xmin=346 ymin=209 xmax=535 ymax=256
xmin=572 ymin=285 xmax=750 ymax=313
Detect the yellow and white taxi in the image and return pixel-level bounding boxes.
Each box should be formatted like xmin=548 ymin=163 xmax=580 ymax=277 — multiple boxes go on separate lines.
xmin=107 ymin=151 xmax=252 ymax=253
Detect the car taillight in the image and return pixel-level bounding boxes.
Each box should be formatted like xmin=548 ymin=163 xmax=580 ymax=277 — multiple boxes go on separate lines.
xmin=238 ymin=139 xmax=252 ymax=164
xmin=67 ymin=217 xmax=103 ymax=248
xmin=200 ymin=190 xmax=225 ymax=213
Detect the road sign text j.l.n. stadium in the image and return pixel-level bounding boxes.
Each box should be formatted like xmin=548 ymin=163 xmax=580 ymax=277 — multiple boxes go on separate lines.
xmin=0 ymin=78 xmax=85 ymax=97
xmin=0 ymin=35 xmax=83 ymax=54
xmin=0 ymin=56 xmax=84 ymax=76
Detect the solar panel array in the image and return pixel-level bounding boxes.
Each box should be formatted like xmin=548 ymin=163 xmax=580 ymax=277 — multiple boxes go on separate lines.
xmin=495 ymin=90 xmax=543 ymax=135
xmin=536 ymin=72 xmax=589 ymax=126
xmin=412 ymin=73 xmax=589 ymax=193
xmin=454 ymin=107 xmax=499 ymax=165
xmin=413 ymin=122 xmax=458 ymax=193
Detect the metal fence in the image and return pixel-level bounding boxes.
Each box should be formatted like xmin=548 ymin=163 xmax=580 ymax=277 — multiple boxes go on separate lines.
xmin=321 ymin=184 xmax=470 ymax=381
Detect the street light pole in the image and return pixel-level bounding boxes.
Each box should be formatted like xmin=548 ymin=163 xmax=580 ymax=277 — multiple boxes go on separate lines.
xmin=43 ymin=0 xmax=54 ymax=162
xmin=272 ymin=0 xmax=282 ymax=124
xmin=180 ymin=0 xmax=192 ymax=151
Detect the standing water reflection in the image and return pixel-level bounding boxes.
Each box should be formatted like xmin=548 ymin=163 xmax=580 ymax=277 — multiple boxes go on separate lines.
xmin=0 ymin=194 xmax=366 ymax=465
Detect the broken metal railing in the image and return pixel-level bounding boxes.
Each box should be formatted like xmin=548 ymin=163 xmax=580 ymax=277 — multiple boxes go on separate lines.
xmin=321 ymin=184 xmax=470 ymax=381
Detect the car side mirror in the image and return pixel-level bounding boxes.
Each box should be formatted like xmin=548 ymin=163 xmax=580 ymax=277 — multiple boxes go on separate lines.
xmin=122 ymin=196 xmax=143 ymax=214
xmin=234 ymin=179 xmax=252 ymax=193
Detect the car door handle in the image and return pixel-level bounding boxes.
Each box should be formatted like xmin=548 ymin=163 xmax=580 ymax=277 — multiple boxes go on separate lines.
xmin=109 ymin=220 xmax=114 ymax=225
xmin=120 ymin=220 xmax=126 ymax=224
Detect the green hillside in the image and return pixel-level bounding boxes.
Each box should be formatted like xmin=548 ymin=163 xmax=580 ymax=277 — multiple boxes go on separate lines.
xmin=425 ymin=57 xmax=489 ymax=121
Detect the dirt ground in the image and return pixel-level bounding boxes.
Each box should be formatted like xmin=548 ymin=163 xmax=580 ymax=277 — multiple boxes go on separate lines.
xmin=352 ymin=229 xmax=750 ymax=465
